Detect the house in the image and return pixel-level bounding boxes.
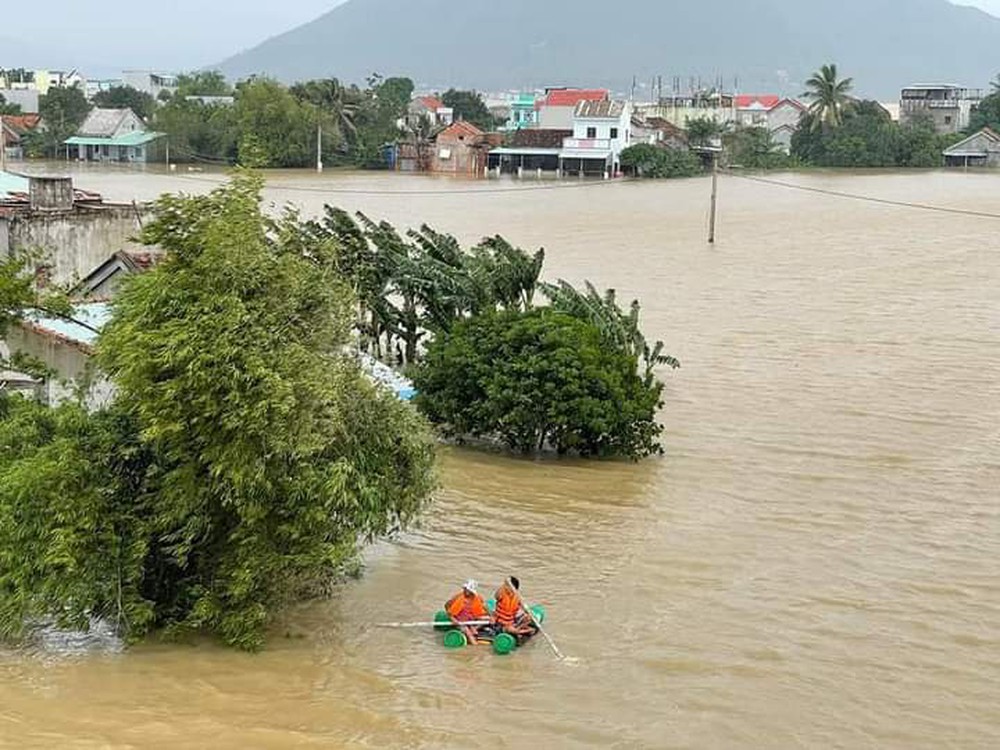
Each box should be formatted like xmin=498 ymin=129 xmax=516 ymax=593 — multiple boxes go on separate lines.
xmin=73 ymin=249 xmax=162 ymax=299
xmin=122 ymin=70 xmax=178 ymax=99
xmin=560 ymin=100 xmax=632 ymax=177
xmin=942 ymin=127 xmax=1000 ymax=168
xmin=900 ymin=85 xmax=983 ymax=135
xmin=734 ymin=96 xmax=805 ymax=152
xmin=633 ymin=116 xmax=689 ymax=150
xmin=537 ymin=88 xmax=609 ymax=129
xmin=500 ymin=93 xmax=540 ymax=131
xmin=432 ymin=121 xmax=494 ymax=176
xmin=64 ymin=108 xmax=164 ymax=163
xmin=486 ymin=129 xmax=571 ymax=174
xmin=5 ymin=301 xmax=115 ymax=407
xmin=635 ymin=89 xmax=737 ymax=129
xmin=1 ymin=114 xmax=42 ymax=161
xmin=408 ymin=95 xmax=454 ymax=128
xmin=735 ymin=94 xmax=782 ymax=126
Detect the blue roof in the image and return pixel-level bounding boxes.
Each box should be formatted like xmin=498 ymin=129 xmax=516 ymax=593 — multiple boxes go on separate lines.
xmin=0 ymin=170 xmax=29 ymax=197
xmin=24 ymin=302 xmax=112 ymax=347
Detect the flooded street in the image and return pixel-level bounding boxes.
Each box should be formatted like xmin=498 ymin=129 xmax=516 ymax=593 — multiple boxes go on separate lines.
xmin=2 ymin=167 xmax=999 ymax=748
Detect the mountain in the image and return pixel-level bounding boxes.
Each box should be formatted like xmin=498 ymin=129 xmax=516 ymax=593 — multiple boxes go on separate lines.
xmin=216 ymin=0 xmax=1000 ymax=98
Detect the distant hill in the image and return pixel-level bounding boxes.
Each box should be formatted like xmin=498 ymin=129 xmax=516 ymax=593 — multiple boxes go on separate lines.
xmin=216 ymin=0 xmax=1000 ymax=98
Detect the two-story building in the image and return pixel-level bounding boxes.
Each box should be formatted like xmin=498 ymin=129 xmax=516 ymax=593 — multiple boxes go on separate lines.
xmin=900 ymin=84 xmax=983 ymax=135
xmin=537 ymin=88 xmax=609 ymax=129
xmin=560 ymin=100 xmax=632 ymax=177
xmin=501 ymin=92 xmax=540 ymax=131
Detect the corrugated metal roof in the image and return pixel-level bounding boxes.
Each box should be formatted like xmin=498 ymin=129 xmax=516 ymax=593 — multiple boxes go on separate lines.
xmin=78 ymin=108 xmax=132 ymax=137
xmin=574 ymin=100 xmax=625 ymax=118
xmin=0 ymin=170 xmax=29 ymax=197
xmin=65 ymin=131 xmax=163 ymax=147
xmin=21 ymin=302 xmax=112 ymax=349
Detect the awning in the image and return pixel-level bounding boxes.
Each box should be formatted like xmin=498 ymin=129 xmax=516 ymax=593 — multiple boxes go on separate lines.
xmin=64 ymin=131 xmax=164 ymax=147
xmin=488 ymin=147 xmax=562 ymax=156
xmin=558 ymin=149 xmax=612 ymax=161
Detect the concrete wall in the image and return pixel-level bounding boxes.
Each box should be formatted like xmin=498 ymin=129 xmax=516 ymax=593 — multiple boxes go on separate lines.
xmin=4 ymin=327 xmax=113 ymax=409
xmin=433 ymin=137 xmax=482 ymax=175
xmin=2 ymin=205 xmax=146 ymax=286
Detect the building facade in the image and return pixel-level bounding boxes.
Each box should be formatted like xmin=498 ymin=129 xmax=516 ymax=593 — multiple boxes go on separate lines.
xmin=537 ymin=88 xmax=609 ymax=129
xmin=560 ymin=100 xmax=632 ymax=176
xmin=900 ymin=85 xmax=983 ymax=134
xmin=943 ymin=127 xmax=1000 ymax=167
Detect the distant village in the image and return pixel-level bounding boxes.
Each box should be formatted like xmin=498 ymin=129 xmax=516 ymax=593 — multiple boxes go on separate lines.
xmin=2 ymin=67 xmax=1000 ymax=181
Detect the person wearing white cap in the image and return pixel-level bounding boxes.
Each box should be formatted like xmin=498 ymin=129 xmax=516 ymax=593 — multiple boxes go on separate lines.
xmin=444 ymin=579 xmax=490 ymax=645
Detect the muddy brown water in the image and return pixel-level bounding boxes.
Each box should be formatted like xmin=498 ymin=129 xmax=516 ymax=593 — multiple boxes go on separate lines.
xmin=2 ymin=167 xmax=999 ymax=749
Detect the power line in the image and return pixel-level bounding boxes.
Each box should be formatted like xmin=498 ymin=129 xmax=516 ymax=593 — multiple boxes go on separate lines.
xmin=728 ymin=172 xmax=1000 ymax=221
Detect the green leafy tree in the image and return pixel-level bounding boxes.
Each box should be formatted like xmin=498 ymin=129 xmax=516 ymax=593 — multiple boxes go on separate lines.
xmin=0 ymin=93 xmax=21 ymax=115
xmin=234 ymin=78 xmax=320 ymax=167
xmin=620 ymin=144 xmax=702 ymax=177
xmin=32 ymin=85 xmax=91 ymax=157
xmin=685 ymin=116 xmax=723 ymax=147
xmin=153 ymin=97 xmax=238 ymax=164
xmin=92 ymin=85 xmax=156 ymax=121
xmin=414 ymin=308 xmax=665 ymax=458
xmin=174 ymin=71 xmax=232 ymax=98
xmin=441 ymin=89 xmax=494 ymax=130
xmin=803 ymin=63 xmax=855 ymax=131
xmin=0 ymin=174 xmax=436 ymax=650
xmin=969 ymin=91 xmax=1000 ymax=133
xmin=724 ymin=126 xmax=790 ymax=169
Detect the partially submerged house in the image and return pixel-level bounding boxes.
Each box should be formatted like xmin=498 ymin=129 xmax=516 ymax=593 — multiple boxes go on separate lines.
xmin=537 ymin=88 xmax=609 ymax=129
xmin=407 ymin=95 xmax=454 ymax=128
xmin=734 ymin=95 xmax=805 ymax=152
xmin=560 ymin=100 xmax=632 ymax=177
xmin=943 ymin=127 xmax=1000 ymax=168
xmin=432 ymin=121 xmax=495 ymax=176
xmin=65 ymin=108 xmax=164 ymax=163
xmin=1 ymin=114 xmax=42 ymax=161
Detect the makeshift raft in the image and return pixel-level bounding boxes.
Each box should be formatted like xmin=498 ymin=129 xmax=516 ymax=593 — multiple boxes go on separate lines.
xmin=433 ymin=600 xmax=546 ymax=655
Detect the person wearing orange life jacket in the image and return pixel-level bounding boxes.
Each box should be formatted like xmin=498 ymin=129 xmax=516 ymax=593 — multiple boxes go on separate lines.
xmin=492 ymin=576 xmax=538 ymax=639
xmin=445 ymin=579 xmax=490 ymax=645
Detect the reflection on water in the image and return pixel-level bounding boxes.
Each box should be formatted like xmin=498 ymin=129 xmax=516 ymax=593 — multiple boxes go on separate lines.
xmin=2 ymin=167 xmax=999 ymax=748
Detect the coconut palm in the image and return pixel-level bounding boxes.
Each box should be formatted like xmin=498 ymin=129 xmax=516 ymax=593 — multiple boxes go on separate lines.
xmin=803 ymin=64 xmax=855 ymax=131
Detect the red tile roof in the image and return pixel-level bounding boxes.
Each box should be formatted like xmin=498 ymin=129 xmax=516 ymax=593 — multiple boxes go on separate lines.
xmin=3 ymin=114 xmax=42 ymax=132
xmin=419 ymin=95 xmax=445 ymax=111
xmin=544 ymin=88 xmax=609 ymax=107
xmin=735 ymin=94 xmax=781 ymax=110
xmin=437 ymin=120 xmax=484 ymax=141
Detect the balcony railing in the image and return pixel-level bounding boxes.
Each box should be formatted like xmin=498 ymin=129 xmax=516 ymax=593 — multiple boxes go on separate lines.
xmin=562 ymin=138 xmax=613 ymax=150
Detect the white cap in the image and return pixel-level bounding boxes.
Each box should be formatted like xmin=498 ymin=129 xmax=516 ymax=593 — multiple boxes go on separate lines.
xmin=463 ymin=579 xmax=478 ymax=593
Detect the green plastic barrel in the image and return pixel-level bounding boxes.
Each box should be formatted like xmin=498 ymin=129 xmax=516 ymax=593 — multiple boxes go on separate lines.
xmin=493 ymin=632 xmax=517 ymax=655
xmin=486 ymin=598 xmax=496 ymax=613
xmin=443 ymin=629 xmax=467 ymax=649
xmin=530 ymin=604 xmax=546 ymax=625
xmin=433 ymin=610 xmax=451 ymax=631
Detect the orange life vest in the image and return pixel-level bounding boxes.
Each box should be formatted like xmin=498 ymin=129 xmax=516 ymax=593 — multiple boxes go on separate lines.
xmin=494 ymin=586 xmax=522 ymax=627
xmin=445 ymin=592 xmax=488 ymax=621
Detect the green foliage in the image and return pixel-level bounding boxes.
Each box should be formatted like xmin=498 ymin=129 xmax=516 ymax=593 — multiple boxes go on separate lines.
xmin=803 ymin=63 xmax=855 ymax=130
xmin=441 ymin=89 xmax=494 ymax=130
xmin=234 ymin=78 xmax=321 ymax=168
xmin=724 ymin=126 xmax=791 ymax=169
xmin=174 ymin=71 xmax=232 ymax=98
xmin=792 ymin=101 xmax=949 ymax=167
xmin=92 ymin=85 xmax=156 ymax=121
xmin=969 ymin=91 xmax=1000 ymax=133
xmin=0 ymin=174 xmax=436 ymax=650
xmin=620 ymin=144 xmax=702 ymax=178
xmin=0 ymin=93 xmax=21 ymax=115
xmin=153 ymin=97 xmax=238 ymax=164
xmin=414 ymin=308 xmax=665 ymax=458
xmin=32 ymin=86 xmax=91 ymax=157
xmin=0 ymin=251 xmax=72 ymax=378
xmin=685 ymin=116 xmax=723 ymax=147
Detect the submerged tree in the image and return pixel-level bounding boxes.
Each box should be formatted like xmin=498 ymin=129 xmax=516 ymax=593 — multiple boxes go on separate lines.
xmin=0 ymin=174 xmax=436 ymax=650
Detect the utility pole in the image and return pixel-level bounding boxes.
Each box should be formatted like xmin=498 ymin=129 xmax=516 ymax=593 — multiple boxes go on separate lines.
xmin=316 ymin=123 xmax=323 ymax=174
xmin=165 ymin=137 xmax=170 ymax=171
xmin=708 ymin=148 xmax=719 ymax=244
xmin=0 ymin=114 xmax=6 ymax=173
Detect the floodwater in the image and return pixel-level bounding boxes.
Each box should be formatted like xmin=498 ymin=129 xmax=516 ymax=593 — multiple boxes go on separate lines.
xmin=2 ymin=166 xmax=1000 ymax=749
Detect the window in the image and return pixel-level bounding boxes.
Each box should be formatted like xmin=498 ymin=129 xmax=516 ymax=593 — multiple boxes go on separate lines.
xmin=586 ymin=127 xmax=597 ymax=139
xmin=944 ymin=116 xmax=952 ymax=125
xmin=610 ymin=127 xmax=619 ymax=139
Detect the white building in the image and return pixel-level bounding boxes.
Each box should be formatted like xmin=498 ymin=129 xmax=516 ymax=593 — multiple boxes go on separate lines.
xmin=559 ymin=100 xmax=632 ymax=177
xmin=122 ymin=70 xmax=178 ymax=99
xmin=900 ymin=84 xmax=983 ymax=135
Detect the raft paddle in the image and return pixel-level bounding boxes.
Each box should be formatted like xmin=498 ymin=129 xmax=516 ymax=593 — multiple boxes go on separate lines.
xmin=377 ymin=620 xmax=492 ymax=629
xmin=521 ymin=597 xmax=568 ymax=661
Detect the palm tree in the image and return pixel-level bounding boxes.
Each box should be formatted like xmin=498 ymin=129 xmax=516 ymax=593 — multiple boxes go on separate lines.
xmin=803 ymin=64 xmax=855 ymax=131
xmin=992 ymin=74 xmax=1000 ymax=93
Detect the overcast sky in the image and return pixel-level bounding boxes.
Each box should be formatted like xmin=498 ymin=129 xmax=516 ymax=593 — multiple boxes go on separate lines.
xmin=2 ymin=0 xmax=999 ymax=75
